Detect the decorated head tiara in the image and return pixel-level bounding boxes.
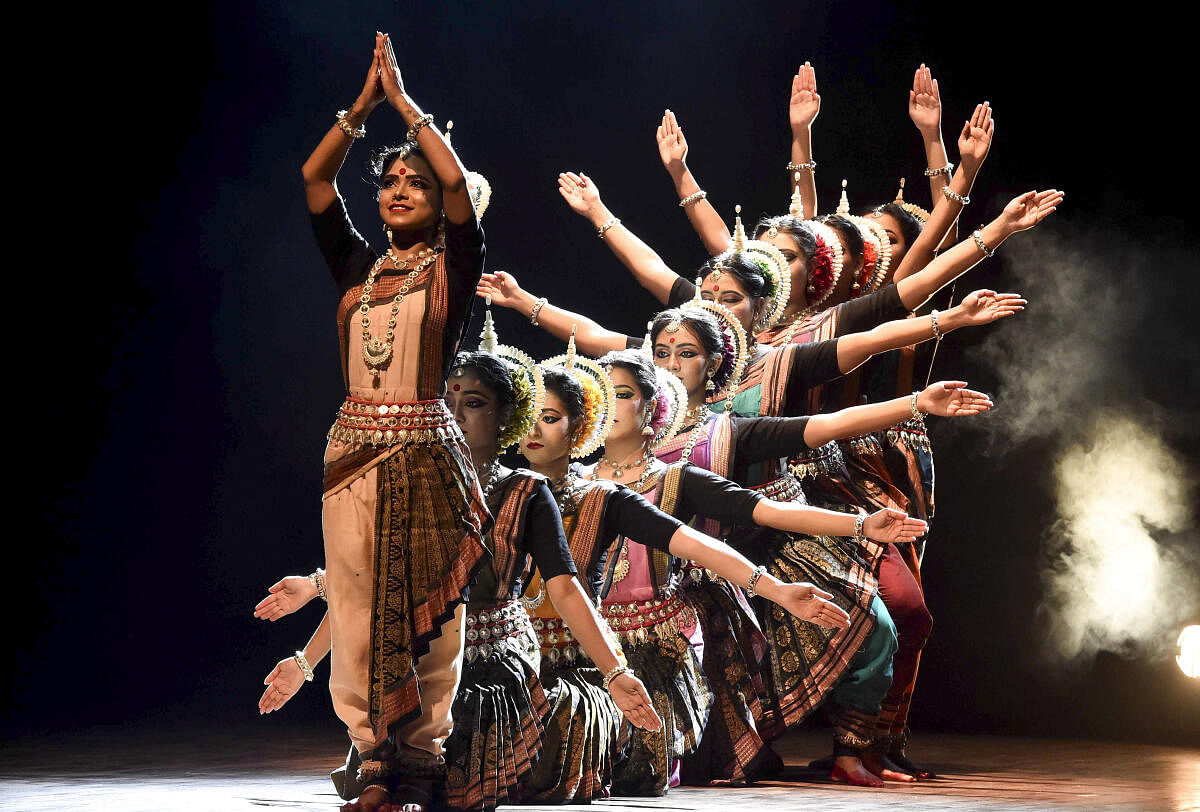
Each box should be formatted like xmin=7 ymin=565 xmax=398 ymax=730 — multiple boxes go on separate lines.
xmin=444 ymin=120 xmax=493 ymax=220
xmin=890 ymin=178 xmax=930 ymax=223
xmin=672 ymin=281 xmax=750 ymax=407
xmin=724 ymin=205 xmax=792 ymax=330
xmin=648 ymin=366 xmax=688 ymax=450
xmin=476 ymin=295 xmax=545 ymax=450
xmin=836 ymin=179 xmax=892 ymax=297
xmin=540 ymin=328 xmax=616 ymax=459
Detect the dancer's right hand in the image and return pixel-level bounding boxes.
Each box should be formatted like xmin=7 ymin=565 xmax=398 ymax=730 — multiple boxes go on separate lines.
xmin=656 ymin=109 xmax=689 ymax=175
xmin=557 ymin=172 xmax=604 ymax=219
xmin=476 ymin=271 xmax=529 ymax=311
xmin=997 ymin=189 xmax=1065 ymax=235
xmin=253 ymin=576 xmax=318 ymax=622
xmin=258 ymin=657 xmax=305 ymax=714
xmin=908 ymin=63 xmax=942 ymax=138
xmin=957 ymin=102 xmax=994 ymax=174
xmin=788 ymin=61 xmax=821 ymax=132
xmin=772 ymin=582 xmax=851 ymax=629
xmin=355 ymin=33 xmax=386 ymax=112
xmin=608 ymin=672 xmax=663 ymax=732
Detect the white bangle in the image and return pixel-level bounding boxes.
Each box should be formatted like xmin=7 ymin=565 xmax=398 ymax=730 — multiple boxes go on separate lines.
xmin=308 ymin=568 xmax=327 ymax=601
xmin=529 ymin=297 xmax=548 ymax=326
xmin=597 ymin=217 xmax=621 ymax=239
xmin=745 ymin=565 xmax=767 ymax=597
xmin=972 ymin=229 xmax=995 ymax=257
xmin=786 ymin=160 xmax=817 ymax=172
xmin=942 ymin=186 xmax=969 ymax=205
xmin=853 ymin=511 xmax=867 ymax=542
xmin=930 ymin=309 xmax=943 ymax=341
xmin=602 ymin=664 xmax=632 ymax=691
xmin=679 ymin=190 xmax=707 ymax=207
xmin=293 ymin=651 xmax=315 ymax=682
xmin=335 ymin=110 xmax=366 ymax=139
xmin=924 ymin=162 xmax=953 ymax=177
xmin=910 ymin=391 xmax=927 ymax=421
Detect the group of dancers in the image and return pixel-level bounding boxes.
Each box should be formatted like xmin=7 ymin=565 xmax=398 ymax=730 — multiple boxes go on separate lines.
xmin=251 ymin=33 xmax=1063 ymax=812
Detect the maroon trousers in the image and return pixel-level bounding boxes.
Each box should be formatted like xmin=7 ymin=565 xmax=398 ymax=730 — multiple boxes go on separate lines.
xmin=874 ymin=543 xmax=933 ymax=740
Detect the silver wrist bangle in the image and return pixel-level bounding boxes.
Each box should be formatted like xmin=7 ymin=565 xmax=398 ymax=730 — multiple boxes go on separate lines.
xmin=335 ymin=110 xmax=366 ymax=140
xmin=293 ymin=651 xmax=315 ymax=682
xmin=597 ymin=217 xmax=621 ymax=239
xmin=854 ymin=511 xmax=868 ymax=542
xmin=924 ymin=162 xmax=953 ymax=177
xmin=679 ymin=190 xmax=707 ymax=208
xmin=910 ymin=391 xmax=927 ymax=421
xmin=786 ymin=160 xmax=817 ymax=172
xmin=406 ymin=113 xmax=434 ymax=142
xmin=602 ymin=664 xmax=632 ymax=691
xmin=745 ymin=564 xmax=768 ymax=598
xmin=930 ymin=309 xmax=943 ymax=341
xmin=529 ymin=297 xmax=548 ymax=326
xmin=972 ymin=229 xmax=995 ymax=258
xmin=308 ymin=568 xmax=327 ymax=601
xmin=942 ymin=186 xmax=969 ymax=205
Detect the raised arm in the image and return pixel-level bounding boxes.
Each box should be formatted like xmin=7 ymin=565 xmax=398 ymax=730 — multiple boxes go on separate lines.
xmin=893 ymin=101 xmax=994 ymax=283
xmin=787 ymin=61 xmax=820 ymax=218
xmin=545 ymin=574 xmax=662 ymax=731
xmin=908 ymin=65 xmax=952 ymax=228
xmin=258 ymin=612 xmax=331 ymax=714
xmin=476 ymin=271 xmax=629 ymax=356
xmin=658 ymin=110 xmax=733 ymax=256
xmin=558 ymin=171 xmax=682 ymax=305
xmin=895 ymin=189 xmax=1064 ymax=309
xmin=803 ymin=380 xmax=993 ymax=448
xmin=376 ymin=34 xmax=474 ymax=224
xmin=301 ymin=34 xmax=388 ymax=214
xmin=835 ymin=288 xmax=1026 ymax=373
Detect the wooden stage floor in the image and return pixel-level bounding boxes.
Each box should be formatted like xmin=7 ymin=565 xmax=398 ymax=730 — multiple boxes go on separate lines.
xmin=2 ymin=726 xmax=1197 ymax=811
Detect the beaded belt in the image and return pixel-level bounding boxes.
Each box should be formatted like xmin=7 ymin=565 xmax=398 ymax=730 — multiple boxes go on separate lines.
xmin=531 ymin=616 xmax=593 ymax=666
xmin=464 ymin=599 xmax=534 ymax=664
xmin=886 ymin=417 xmax=931 ymax=452
xmin=602 ymin=591 xmax=697 ymax=646
xmin=328 ymin=397 xmax=457 ymax=448
xmin=788 ymin=440 xmax=846 ymax=480
xmin=751 ymin=472 xmax=806 ymax=504
xmin=844 ymin=433 xmax=885 ymax=457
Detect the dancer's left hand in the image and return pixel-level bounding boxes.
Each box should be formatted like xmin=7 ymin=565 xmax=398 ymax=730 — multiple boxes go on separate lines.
xmin=773 ymin=582 xmax=851 ymax=629
xmin=253 ymin=576 xmax=318 ymax=621
xmin=957 ymin=101 xmax=994 ymax=173
xmin=863 ymin=509 xmax=928 ymax=543
xmin=656 ymin=110 xmax=689 ymax=175
xmin=608 ymin=672 xmax=663 ymax=732
xmin=908 ymin=63 xmax=942 ymax=138
xmin=557 ymin=172 xmax=604 ymax=220
xmin=259 ymin=657 xmax=305 ymax=714
xmin=954 ymin=289 xmax=1027 ymax=327
xmin=788 ymin=61 xmax=821 ymax=131
xmin=917 ymin=381 xmax=993 ymax=417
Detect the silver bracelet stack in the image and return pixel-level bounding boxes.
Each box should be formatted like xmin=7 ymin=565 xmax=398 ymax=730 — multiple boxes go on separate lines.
xmin=924 ymin=162 xmax=953 ymax=177
xmin=853 ymin=511 xmax=868 ymax=542
xmin=930 ymin=309 xmax=943 ymax=341
xmin=787 ymin=159 xmax=817 ymax=172
xmin=529 ymin=297 xmax=548 ymax=326
xmin=745 ymin=565 xmax=767 ymax=597
xmin=293 ymin=651 xmax=315 ymax=682
xmin=972 ymin=229 xmax=995 ymax=257
xmin=308 ymin=568 xmax=327 ymax=601
xmin=335 ymin=110 xmax=365 ymax=139
xmin=679 ymin=190 xmax=708 ymax=208
xmin=602 ymin=664 xmax=632 ymax=691
xmin=597 ymin=217 xmax=621 ymax=239
xmin=942 ymin=186 xmax=970 ymax=205
xmin=910 ymin=391 xmax=927 ymax=421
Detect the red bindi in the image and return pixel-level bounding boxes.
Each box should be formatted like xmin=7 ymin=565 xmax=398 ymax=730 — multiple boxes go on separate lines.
xmin=452 ymin=384 xmax=460 ymax=391
xmin=713 ymin=284 xmax=720 ymax=291
xmin=669 ymin=337 xmax=675 ymax=343
xmin=398 ymin=168 xmax=406 ymax=175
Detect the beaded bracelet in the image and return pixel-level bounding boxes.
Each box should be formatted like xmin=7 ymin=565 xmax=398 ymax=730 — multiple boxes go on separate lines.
xmin=679 ymin=190 xmax=708 ymax=208
xmin=972 ymin=229 xmax=995 ymax=257
xmin=294 ymin=651 xmax=315 ymax=682
xmin=745 ymin=565 xmax=767 ymax=597
xmin=335 ymin=110 xmax=366 ymax=139
xmin=853 ymin=511 xmax=868 ymax=542
xmin=924 ymin=162 xmax=954 ymax=177
xmin=942 ymin=186 xmax=970 ymax=205
xmin=406 ymin=113 xmax=434 ymax=142
xmin=930 ymin=309 xmax=943 ymax=341
xmin=308 ymin=568 xmax=327 ymax=601
xmin=597 ymin=217 xmax=621 ymax=239
xmin=787 ymin=160 xmax=817 ymax=172
xmin=529 ymin=297 xmax=548 ymax=326
xmin=602 ymin=664 xmax=632 ymax=691
xmin=910 ymin=392 xmax=927 ymax=421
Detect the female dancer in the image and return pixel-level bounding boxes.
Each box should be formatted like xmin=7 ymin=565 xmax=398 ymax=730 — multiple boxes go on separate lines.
xmin=298 ymin=32 xmax=491 ymax=811
xmin=515 ymin=343 xmax=853 ymax=800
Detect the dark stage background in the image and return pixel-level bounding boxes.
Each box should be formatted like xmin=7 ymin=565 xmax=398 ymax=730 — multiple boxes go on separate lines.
xmin=13 ymin=1 xmax=1199 ymax=746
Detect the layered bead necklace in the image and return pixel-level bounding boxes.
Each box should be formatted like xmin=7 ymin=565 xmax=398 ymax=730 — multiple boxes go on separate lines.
xmin=677 ymin=404 xmax=711 ymax=464
xmin=599 ymin=447 xmax=653 ymax=480
xmin=478 ymin=457 xmax=502 ymax=498
xmin=359 ymin=246 xmax=440 ymax=377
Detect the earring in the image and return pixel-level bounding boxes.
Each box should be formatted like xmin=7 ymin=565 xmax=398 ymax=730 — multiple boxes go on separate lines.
xmin=436 ymin=216 xmax=447 ymax=250
xmin=705 ymin=371 xmax=716 ymax=392
xmin=807 ymin=283 xmax=816 ymax=294
xmin=384 ymin=225 xmax=394 ymax=244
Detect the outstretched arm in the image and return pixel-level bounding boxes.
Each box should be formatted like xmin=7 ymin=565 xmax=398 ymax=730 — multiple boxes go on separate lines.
xmin=476 ymin=271 xmax=629 ymax=356
xmin=258 ymin=612 xmax=331 ymax=714
xmin=546 ymin=574 xmax=662 ymax=731
xmin=787 ymin=61 xmax=821 ymax=218
xmin=836 ymin=288 xmax=1026 ymax=372
xmin=658 ymin=110 xmax=733 ymax=257
xmin=893 ymin=101 xmax=994 ymax=283
xmin=253 ymin=573 xmax=320 ymax=621
xmin=753 ymin=500 xmax=927 ymax=542
xmin=558 ymin=171 xmax=682 ymax=306
xmin=301 ymin=34 xmax=388 ymax=214
xmin=895 ymin=189 xmax=1064 ymax=309
xmin=804 ymin=380 xmax=993 ymax=448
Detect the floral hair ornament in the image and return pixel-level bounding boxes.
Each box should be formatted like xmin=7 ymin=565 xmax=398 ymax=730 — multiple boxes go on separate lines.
xmin=540 ymin=326 xmax=616 ymax=458
xmin=836 ymin=179 xmax=892 ymax=297
xmin=676 ymin=295 xmax=750 ymax=409
xmin=648 ymin=366 xmax=688 ymax=450
xmin=478 ymin=294 xmax=545 ymax=450
xmin=727 ymin=204 xmax=792 ymax=329
xmin=801 ymin=218 xmax=844 ymax=309
xmin=444 ymin=120 xmax=492 ymax=219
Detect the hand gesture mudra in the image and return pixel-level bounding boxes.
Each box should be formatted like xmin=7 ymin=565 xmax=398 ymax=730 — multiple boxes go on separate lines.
xmin=356 ymin=33 xmax=387 ymax=111
xmin=557 ymin=172 xmax=603 ymax=219
xmin=863 ymin=508 xmax=929 ymax=544
xmin=957 ymin=289 xmax=1027 ymax=327
xmin=999 ymin=189 xmax=1065 ymax=234
xmin=775 ymin=582 xmax=851 ymax=629
xmin=608 ymin=672 xmax=664 ymax=732
xmin=376 ymin=33 xmax=407 ymax=107
xmin=958 ymin=102 xmax=995 ymax=172
xmin=253 ymin=576 xmax=318 ymax=622
xmin=476 ymin=271 xmax=527 ymax=309
xmin=917 ymin=381 xmax=994 ymax=418
xmin=258 ymin=657 xmax=305 ymax=714
xmin=908 ymin=63 xmax=942 ymax=137
xmin=789 ymin=61 xmax=821 ymax=131
xmin=656 ymin=110 xmax=689 ymax=172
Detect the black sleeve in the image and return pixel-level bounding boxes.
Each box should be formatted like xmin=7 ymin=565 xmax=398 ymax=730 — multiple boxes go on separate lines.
xmin=833 ymin=283 xmax=909 ymax=336
xmin=784 ymin=339 xmax=844 ymax=393
xmin=625 ymin=334 xmax=647 ymax=350
xmin=730 ymin=415 xmax=812 ymax=462
xmin=524 ymin=481 xmax=577 ymax=581
xmin=310 ymin=195 xmax=378 ymax=294
xmin=675 ymin=466 xmax=764 ymax=526
xmin=441 ymin=214 xmax=487 ymax=366
xmin=602 ymin=486 xmax=684 ymax=553
xmin=667 ymin=276 xmax=697 ymax=307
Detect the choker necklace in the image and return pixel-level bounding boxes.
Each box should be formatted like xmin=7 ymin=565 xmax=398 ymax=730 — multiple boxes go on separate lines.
xmin=600 ymin=447 xmax=652 ymax=480
xmin=479 ymin=457 xmax=502 ymax=497
xmin=549 ymin=472 xmax=585 ymax=515
xmin=682 ymin=403 xmax=710 ymax=428
xmin=360 ymin=247 xmax=440 ymax=377
xmin=774 ymin=307 xmax=817 ymax=346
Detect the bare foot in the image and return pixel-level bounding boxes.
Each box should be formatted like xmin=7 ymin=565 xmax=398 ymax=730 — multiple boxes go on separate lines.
xmin=341 ymin=785 xmax=391 ymax=812
xmin=831 ymin=755 xmax=883 ymax=787
xmin=861 ymin=747 xmax=916 ymax=782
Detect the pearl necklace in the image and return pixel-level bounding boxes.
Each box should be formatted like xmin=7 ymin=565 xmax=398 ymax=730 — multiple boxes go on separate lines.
xmin=677 ymin=405 xmax=711 ymax=464
xmin=359 ymin=247 xmax=440 ymax=377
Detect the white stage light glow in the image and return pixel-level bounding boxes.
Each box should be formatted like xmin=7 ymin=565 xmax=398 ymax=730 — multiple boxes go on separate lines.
xmin=1178 ymin=625 xmax=1200 ymax=679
